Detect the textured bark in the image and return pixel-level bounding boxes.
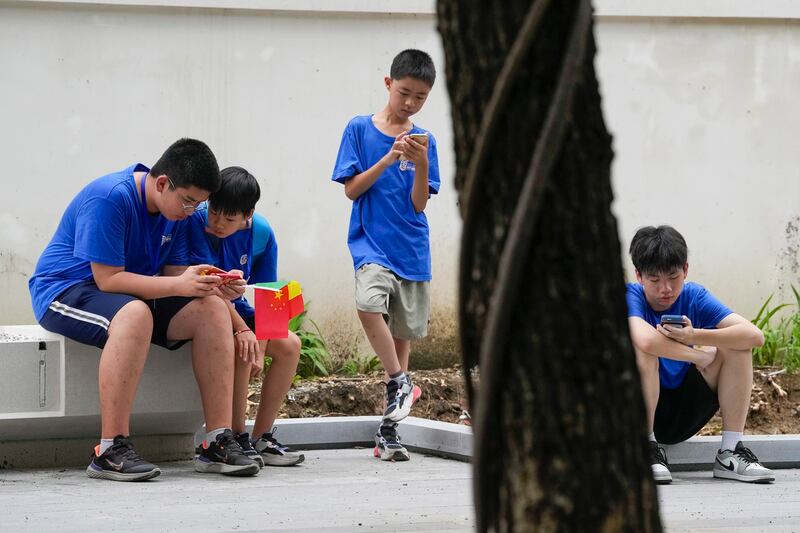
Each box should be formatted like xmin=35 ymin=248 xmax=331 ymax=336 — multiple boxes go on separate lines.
xmin=436 ymin=1 xmax=663 ymax=531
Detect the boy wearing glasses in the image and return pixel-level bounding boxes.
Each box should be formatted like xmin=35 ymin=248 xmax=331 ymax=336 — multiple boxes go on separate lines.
xmin=29 ymin=138 xmax=260 ymax=481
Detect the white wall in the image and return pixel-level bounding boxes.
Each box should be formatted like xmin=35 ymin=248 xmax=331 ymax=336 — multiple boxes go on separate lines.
xmin=1 ymin=1 xmax=798 ymax=334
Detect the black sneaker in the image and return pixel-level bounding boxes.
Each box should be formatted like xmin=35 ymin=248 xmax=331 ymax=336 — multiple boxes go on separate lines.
xmin=649 ymin=440 xmax=672 ymax=484
xmin=195 ymin=429 xmax=260 ymax=476
xmin=383 ymin=375 xmax=422 ymax=423
xmin=86 ymin=435 xmax=161 ymax=481
xmin=373 ymin=423 xmax=410 ymax=462
xmin=234 ymin=431 xmax=264 ymax=468
xmin=253 ymin=429 xmax=305 ymax=466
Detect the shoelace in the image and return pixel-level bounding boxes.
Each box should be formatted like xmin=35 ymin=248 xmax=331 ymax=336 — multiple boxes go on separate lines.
xmin=219 ymin=433 xmax=246 ymax=454
xmin=112 ymin=439 xmax=144 ymax=462
xmin=264 ymin=428 xmax=289 ymax=450
xmin=732 ymin=446 xmax=759 ymax=465
xmin=651 ymin=444 xmax=668 ymax=466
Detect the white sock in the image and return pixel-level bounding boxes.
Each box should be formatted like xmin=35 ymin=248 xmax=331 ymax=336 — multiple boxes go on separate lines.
xmin=98 ymin=438 xmax=115 ymax=455
xmin=721 ymin=431 xmax=743 ymax=451
xmin=206 ymin=427 xmax=227 ymax=443
xmin=648 ymin=432 xmax=657 ymax=443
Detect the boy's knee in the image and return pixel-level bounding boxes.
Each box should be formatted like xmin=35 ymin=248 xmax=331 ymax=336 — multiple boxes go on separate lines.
xmin=717 ymin=347 xmax=753 ymax=365
xmin=271 ymin=332 xmax=301 ymax=360
xmin=109 ymin=300 xmax=153 ymax=337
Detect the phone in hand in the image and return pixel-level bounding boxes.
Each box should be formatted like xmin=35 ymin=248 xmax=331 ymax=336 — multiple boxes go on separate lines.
xmin=201 ymin=267 xmax=243 ymax=284
xmin=399 ymin=132 xmax=429 ymax=161
xmin=660 ymin=314 xmax=685 ymax=328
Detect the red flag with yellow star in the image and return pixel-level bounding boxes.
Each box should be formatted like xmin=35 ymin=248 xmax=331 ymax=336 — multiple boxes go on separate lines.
xmin=252 ymin=280 xmax=304 ymax=340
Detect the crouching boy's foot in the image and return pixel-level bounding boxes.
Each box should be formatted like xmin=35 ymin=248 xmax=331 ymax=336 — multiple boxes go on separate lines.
xmin=195 ymin=429 xmax=260 ymax=476
xmin=87 ymin=435 xmax=161 ymax=481
xmin=713 ymin=442 xmax=774 ymax=483
xmin=649 ymin=441 xmax=672 ymax=484
xmin=253 ymin=429 xmax=305 ymax=466
xmin=383 ymin=375 xmax=422 ymax=423
xmin=234 ymin=431 xmax=265 ymax=468
xmin=374 ymin=423 xmax=409 ymax=462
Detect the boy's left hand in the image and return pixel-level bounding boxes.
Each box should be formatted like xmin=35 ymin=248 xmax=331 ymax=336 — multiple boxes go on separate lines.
xmin=657 ymin=316 xmax=695 ymax=345
xmin=235 ymin=329 xmax=260 ymax=366
xmin=218 ymin=269 xmax=246 ymax=300
xmin=401 ymin=136 xmax=429 ymax=167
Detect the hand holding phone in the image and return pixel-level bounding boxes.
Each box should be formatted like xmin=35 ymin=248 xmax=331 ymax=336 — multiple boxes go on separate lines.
xmin=660 ymin=315 xmax=686 ymax=328
xmin=200 ymin=267 xmax=243 ymax=285
xmin=399 ymin=132 xmax=428 ymax=162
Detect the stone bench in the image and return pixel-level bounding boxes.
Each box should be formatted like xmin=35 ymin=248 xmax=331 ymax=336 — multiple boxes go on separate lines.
xmin=0 ymin=325 xmax=203 ymax=468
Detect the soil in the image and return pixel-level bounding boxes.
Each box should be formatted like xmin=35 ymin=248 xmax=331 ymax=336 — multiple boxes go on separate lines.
xmin=248 ymin=367 xmax=800 ymax=435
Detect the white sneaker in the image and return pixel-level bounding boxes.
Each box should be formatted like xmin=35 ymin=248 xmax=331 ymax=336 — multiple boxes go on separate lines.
xmin=383 ymin=375 xmax=422 ymax=423
xmin=713 ymin=442 xmax=774 ymax=483
xmin=649 ymin=441 xmax=672 ymax=484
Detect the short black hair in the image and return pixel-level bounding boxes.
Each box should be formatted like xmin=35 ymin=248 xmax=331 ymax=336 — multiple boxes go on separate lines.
xmin=208 ymin=166 xmax=261 ymax=216
xmin=629 ymin=225 xmax=688 ymax=276
xmin=151 ymin=138 xmax=220 ymax=193
xmin=390 ymin=49 xmax=436 ymax=87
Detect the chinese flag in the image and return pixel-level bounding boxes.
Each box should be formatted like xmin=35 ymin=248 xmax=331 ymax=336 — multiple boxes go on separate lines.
xmin=254 ymin=285 xmax=290 ymax=339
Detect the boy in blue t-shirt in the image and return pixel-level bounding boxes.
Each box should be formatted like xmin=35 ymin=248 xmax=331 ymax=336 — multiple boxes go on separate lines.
xmin=188 ymin=166 xmax=303 ymax=467
xmin=626 ymin=225 xmax=773 ymax=484
xmin=331 ymin=49 xmax=440 ymax=461
xmin=29 ymin=139 xmax=259 ymax=481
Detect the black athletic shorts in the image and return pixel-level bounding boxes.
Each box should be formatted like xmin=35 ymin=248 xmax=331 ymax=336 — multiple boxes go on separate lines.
xmin=653 ymin=364 xmax=720 ymax=445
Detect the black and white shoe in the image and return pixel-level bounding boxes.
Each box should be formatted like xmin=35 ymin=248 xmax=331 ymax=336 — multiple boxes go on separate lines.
xmin=195 ymin=429 xmax=260 ymax=476
xmin=649 ymin=441 xmax=672 ymax=484
xmin=234 ymin=431 xmax=265 ymax=469
xmin=253 ymin=429 xmax=305 ymax=466
xmin=383 ymin=375 xmax=422 ymax=423
xmin=714 ymin=442 xmax=774 ymax=483
xmin=86 ymin=435 xmax=161 ymax=481
xmin=373 ymin=423 xmax=410 ymax=462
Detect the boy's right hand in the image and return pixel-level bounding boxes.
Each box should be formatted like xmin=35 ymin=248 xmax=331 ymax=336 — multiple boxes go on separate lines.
xmin=382 ymin=131 xmax=408 ymax=165
xmin=175 ymin=264 xmax=225 ymax=297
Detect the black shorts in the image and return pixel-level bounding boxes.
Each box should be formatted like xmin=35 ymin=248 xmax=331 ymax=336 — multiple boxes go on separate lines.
xmin=654 ymin=364 xmax=719 ymax=445
xmin=40 ymin=280 xmax=194 ymax=350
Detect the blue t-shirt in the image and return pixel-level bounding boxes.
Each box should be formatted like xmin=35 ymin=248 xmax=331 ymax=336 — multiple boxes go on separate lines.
xmin=331 ymin=115 xmax=441 ymax=281
xmin=28 ymin=164 xmax=188 ymax=321
xmin=187 ymin=208 xmax=278 ymax=319
xmin=626 ymin=281 xmax=732 ymax=389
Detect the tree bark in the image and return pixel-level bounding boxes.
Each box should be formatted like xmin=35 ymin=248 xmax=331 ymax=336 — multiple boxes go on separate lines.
xmin=436 ymin=1 xmax=662 ymax=531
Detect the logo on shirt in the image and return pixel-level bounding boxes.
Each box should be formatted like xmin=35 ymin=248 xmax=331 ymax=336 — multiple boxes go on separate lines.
xmin=240 ymin=254 xmax=248 ymax=265
xmin=161 ymin=234 xmax=172 ymax=246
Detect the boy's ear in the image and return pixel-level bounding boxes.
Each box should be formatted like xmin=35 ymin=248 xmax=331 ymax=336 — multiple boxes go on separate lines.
xmin=634 ymin=269 xmax=643 ymax=283
xmin=683 ymin=262 xmax=689 ymax=277
xmin=154 ymin=174 xmax=170 ymax=192
xmin=244 ymin=209 xmax=255 ymax=221
xmin=384 ymin=76 xmax=392 ymax=91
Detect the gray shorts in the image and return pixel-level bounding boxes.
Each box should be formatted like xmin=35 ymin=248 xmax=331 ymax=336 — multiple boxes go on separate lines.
xmin=354 ymin=263 xmax=430 ymax=340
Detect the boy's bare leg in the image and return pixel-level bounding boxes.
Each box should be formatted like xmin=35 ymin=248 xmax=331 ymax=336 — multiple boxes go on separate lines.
xmin=251 ymin=333 xmax=301 ymax=437
xmin=394 ymin=338 xmax=411 ymax=374
xmin=700 ymin=347 xmax=752 ymax=432
xmin=167 ymin=296 xmax=235 ymax=431
xmin=232 ymin=354 xmax=252 ymax=434
xmin=99 ymin=300 xmax=154 ymax=438
xmin=358 ymin=310 xmax=401 ymax=376
xmin=634 ymin=347 xmax=660 ymax=433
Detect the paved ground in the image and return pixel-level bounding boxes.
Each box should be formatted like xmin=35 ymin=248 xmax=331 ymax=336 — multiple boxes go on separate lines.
xmin=1 ymin=449 xmax=798 ymax=532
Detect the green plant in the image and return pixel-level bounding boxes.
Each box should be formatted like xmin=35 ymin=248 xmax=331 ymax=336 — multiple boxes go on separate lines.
xmin=288 ymin=307 xmax=331 ymax=378
xmin=751 ymin=287 xmax=800 ymax=372
xmin=338 ymin=353 xmax=382 ymax=377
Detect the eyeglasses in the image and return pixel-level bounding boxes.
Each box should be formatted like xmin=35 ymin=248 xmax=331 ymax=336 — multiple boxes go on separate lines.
xmin=167 ymin=177 xmax=203 ymax=212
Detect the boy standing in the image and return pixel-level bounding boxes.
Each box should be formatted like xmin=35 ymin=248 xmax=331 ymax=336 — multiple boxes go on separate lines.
xmin=331 ymin=49 xmax=441 ymax=461
xmin=29 ymin=139 xmax=259 ymax=480
xmin=626 ymin=225 xmax=774 ymax=484
xmin=188 ymin=166 xmax=304 ymax=467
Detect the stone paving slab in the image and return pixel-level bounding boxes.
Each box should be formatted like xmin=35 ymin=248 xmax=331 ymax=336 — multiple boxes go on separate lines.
xmin=1 ymin=448 xmax=798 ymax=532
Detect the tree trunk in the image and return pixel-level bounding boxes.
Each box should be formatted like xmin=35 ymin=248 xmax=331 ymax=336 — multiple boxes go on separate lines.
xmin=436 ymin=1 xmax=662 ymax=531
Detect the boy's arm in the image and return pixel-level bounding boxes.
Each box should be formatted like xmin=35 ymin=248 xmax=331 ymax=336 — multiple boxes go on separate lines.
xmin=628 ymin=316 xmax=716 ymax=368
xmin=404 ymin=136 xmax=430 ymax=213
xmin=91 ymin=262 xmax=222 ymax=299
xmin=344 ymin=132 xmax=406 ymax=200
xmin=662 ymin=313 xmax=764 ymax=351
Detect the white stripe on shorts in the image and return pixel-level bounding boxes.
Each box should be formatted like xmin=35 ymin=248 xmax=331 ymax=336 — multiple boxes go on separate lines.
xmin=49 ymin=301 xmax=111 ymax=330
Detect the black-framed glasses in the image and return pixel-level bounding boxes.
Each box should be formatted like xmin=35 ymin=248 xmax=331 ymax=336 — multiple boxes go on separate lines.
xmin=167 ymin=177 xmax=203 ymax=212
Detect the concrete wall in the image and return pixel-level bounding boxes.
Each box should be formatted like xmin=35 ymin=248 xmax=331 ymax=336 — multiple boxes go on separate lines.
xmin=1 ymin=1 xmax=798 ymax=353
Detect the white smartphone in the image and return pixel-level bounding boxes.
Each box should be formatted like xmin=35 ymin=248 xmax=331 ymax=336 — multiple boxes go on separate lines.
xmin=399 ymin=133 xmax=429 ymax=161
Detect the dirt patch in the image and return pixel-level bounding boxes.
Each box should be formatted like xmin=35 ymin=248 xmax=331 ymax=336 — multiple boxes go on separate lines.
xmin=249 ymin=368 xmax=800 ymax=435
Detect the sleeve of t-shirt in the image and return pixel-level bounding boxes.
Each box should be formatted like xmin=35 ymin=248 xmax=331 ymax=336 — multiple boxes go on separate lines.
xmin=73 ymin=196 xmax=127 ymax=266
xmin=249 ymin=223 xmax=278 ymax=284
xmin=427 ymin=133 xmax=441 ymax=196
xmin=164 ymin=221 xmax=189 ymax=267
xmin=331 ymin=122 xmax=363 ymax=185
xmin=694 ymin=286 xmax=733 ymax=328
xmin=625 ymin=284 xmax=647 ymax=319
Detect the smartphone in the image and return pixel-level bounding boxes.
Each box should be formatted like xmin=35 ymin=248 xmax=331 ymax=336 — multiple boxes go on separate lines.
xmin=400 ymin=133 xmax=429 ymax=161
xmin=660 ymin=315 xmax=685 ymax=328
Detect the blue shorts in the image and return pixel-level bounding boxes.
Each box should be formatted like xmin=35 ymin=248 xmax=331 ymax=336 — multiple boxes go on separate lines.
xmin=40 ymin=280 xmax=195 ymax=350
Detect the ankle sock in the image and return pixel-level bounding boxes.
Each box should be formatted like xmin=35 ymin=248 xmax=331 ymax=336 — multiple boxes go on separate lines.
xmin=648 ymin=432 xmax=657 ymax=443
xmin=206 ymin=427 xmax=227 ymax=443
xmin=98 ymin=438 xmax=115 ymax=455
xmin=388 ymin=371 xmax=406 ymax=382
xmin=721 ymin=431 xmax=743 ymax=452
